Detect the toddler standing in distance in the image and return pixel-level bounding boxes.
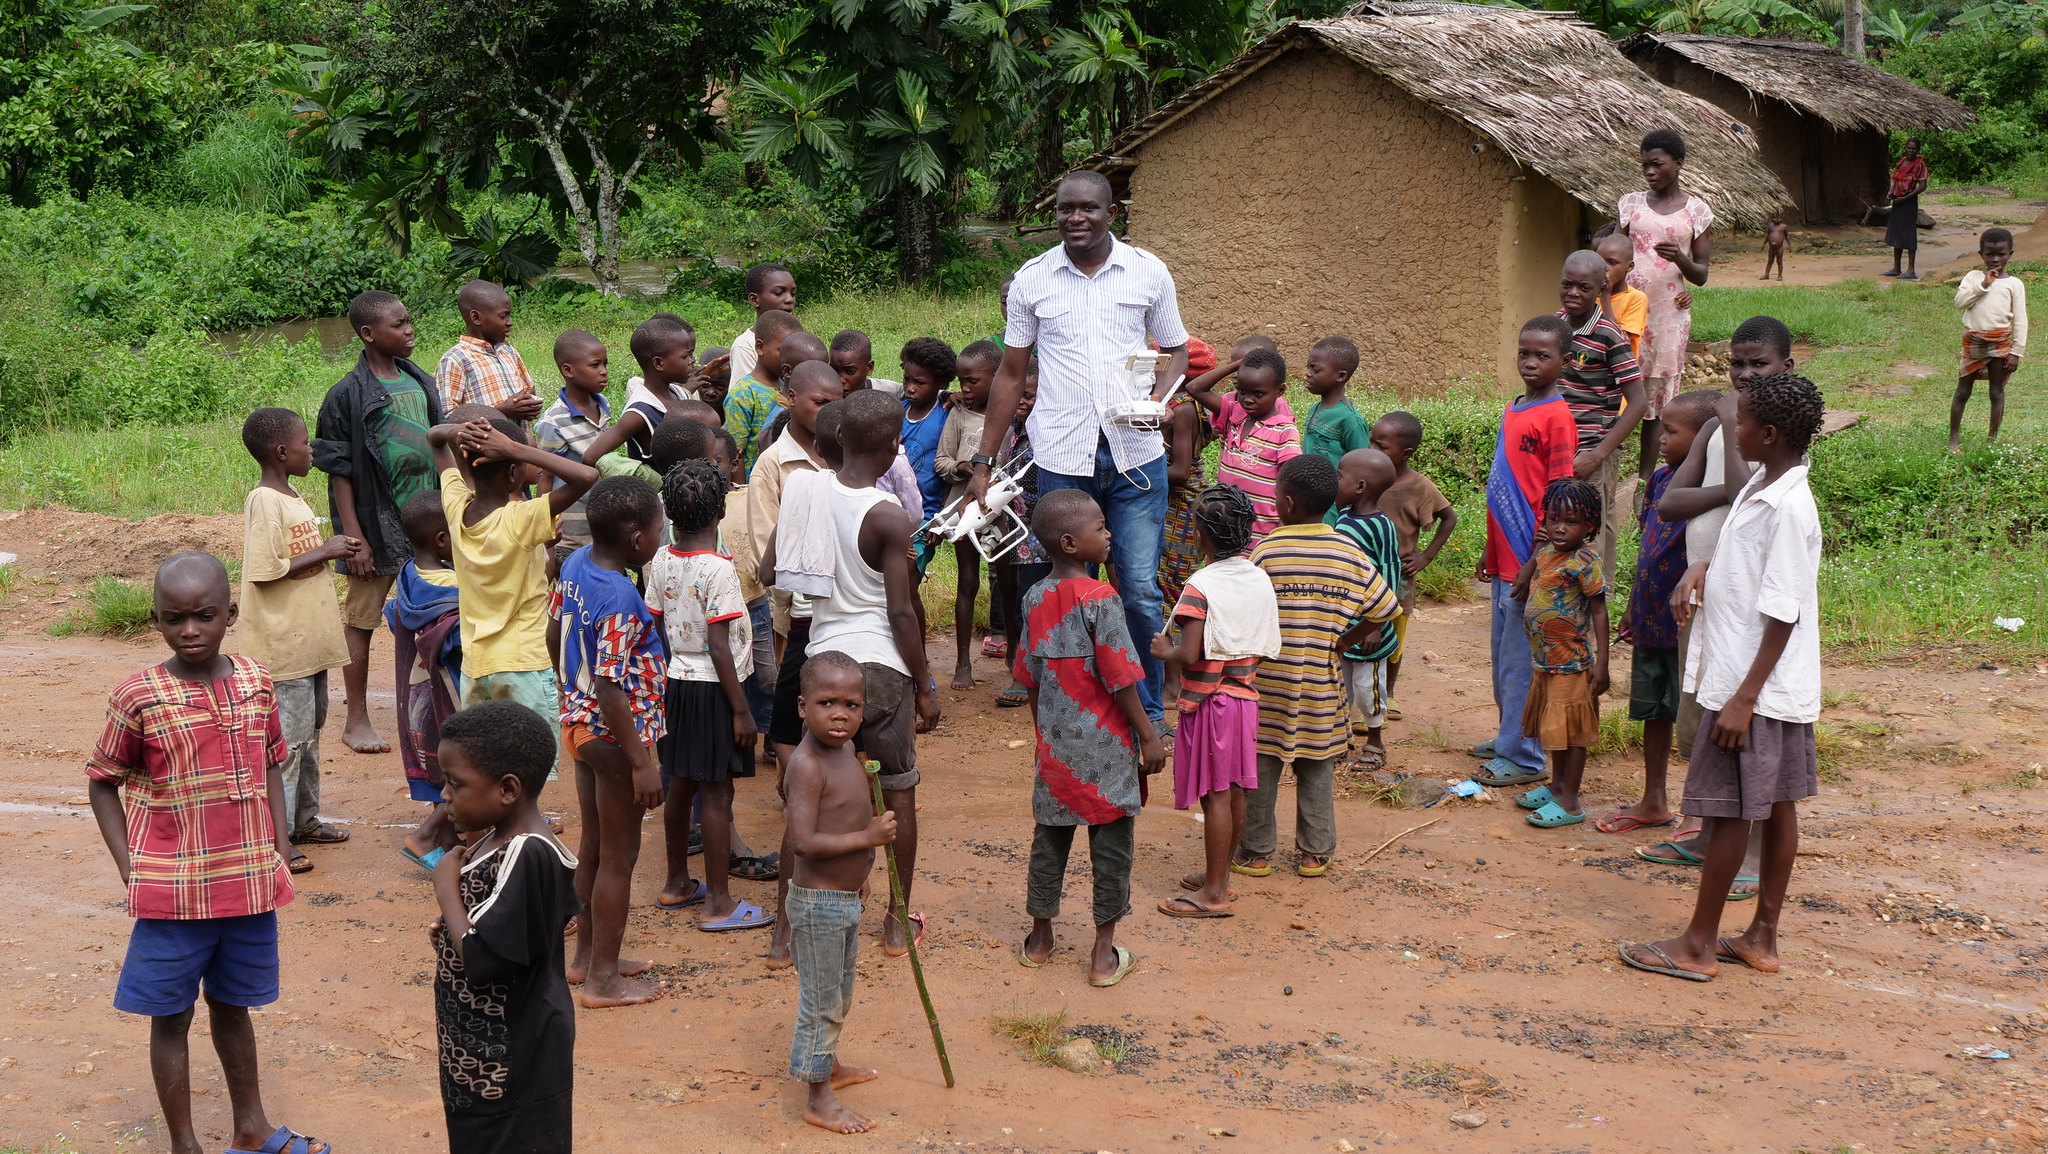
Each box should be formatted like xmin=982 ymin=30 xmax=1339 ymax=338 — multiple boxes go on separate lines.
xmin=1240 ymin=455 xmax=1399 ymax=878
xmin=1474 ymin=317 xmax=1579 ymax=791
xmin=429 ymin=701 xmax=579 ymax=1153
xmin=936 ymin=339 xmax=1002 ymax=688
xmin=1369 ymin=411 xmax=1456 ymax=716
xmin=1762 ymin=213 xmax=1788 ymax=281
xmin=438 ymin=279 xmax=543 ymax=424
xmin=1014 ymin=490 xmax=1165 ymax=985
xmin=781 ymin=652 xmax=894 ymax=1135
xmin=1509 ymin=479 xmax=1610 ymax=828
xmin=89 ymin=553 xmax=328 ymax=1154
xmin=1184 ymin=347 xmax=1302 ymax=541
xmin=648 ymin=459 xmax=772 ymax=931
xmin=1621 ymin=374 xmax=1825 ymax=983
xmin=1332 ymin=448 xmax=1404 ymax=772
xmin=534 ymin=329 xmax=613 ymax=562
xmin=1951 ymin=226 xmax=2027 ymax=452
xmin=1152 ymin=486 xmax=1278 ymax=919
xmin=240 ymin=408 xmax=361 ymax=874
xmin=728 ymin=261 xmax=797 ymax=389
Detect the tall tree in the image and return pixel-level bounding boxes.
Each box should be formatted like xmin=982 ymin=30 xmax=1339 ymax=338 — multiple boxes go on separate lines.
xmin=340 ymin=0 xmax=746 ymax=294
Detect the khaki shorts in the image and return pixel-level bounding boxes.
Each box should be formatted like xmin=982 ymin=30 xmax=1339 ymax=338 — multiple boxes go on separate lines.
xmin=342 ymin=572 xmax=396 ymax=631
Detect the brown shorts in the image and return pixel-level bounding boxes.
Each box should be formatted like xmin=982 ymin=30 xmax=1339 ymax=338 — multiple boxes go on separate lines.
xmin=562 ymin=722 xmax=616 ymax=758
xmin=1521 ymin=669 xmax=1599 ymax=752
xmin=342 ymin=572 xmax=397 ymax=631
xmin=857 ymin=663 xmax=920 ymax=791
xmin=1682 ymin=710 xmax=1817 ymax=821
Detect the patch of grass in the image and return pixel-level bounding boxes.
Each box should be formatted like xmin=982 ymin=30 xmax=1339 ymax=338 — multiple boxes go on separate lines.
xmin=0 ymin=562 xmax=17 ymax=595
xmin=1347 ymin=773 xmax=1414 ymax=808
xmin=48 ymin=576 xmax=154 ymax=638
xmin=2010 ymin=763 xmax=2047 ymax=789
xmin=990 ymin=1009 xmax=1068 ymax=1064
xmin=1820 ymin=688 xmax=1860 ymax=708
xmin=1092 ymin=1033 xmax=1131 ymax=1065
xmin=1590 ymin=706 xmax=1642 ymax=758
xmin=1814 ymin=723 xmax=1855 ymax=784
xmin=1411 ymin=721 xmax=1457 ymax=750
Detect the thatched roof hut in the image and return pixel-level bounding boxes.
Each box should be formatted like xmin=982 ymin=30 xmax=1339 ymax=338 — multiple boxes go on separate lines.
xmin=1043 ymin=4 xmax=1791 ymax=387
xmin=1622 ymin=33 xmax=1974 ymax=223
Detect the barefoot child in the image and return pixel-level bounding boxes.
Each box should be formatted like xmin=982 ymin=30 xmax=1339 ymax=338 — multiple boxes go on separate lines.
xmin=1332 ymin=448 xmax=1404 ymax=771
xmin=429 ymin=701 xmax=579 ymax=1152
xmin=783 ymin=651 xmax=895 ymax=1134
xmin=314 ymin=289 xmax=446 ymax=757
xmin=240 ymin=408 xmax=361 ymax=874
xmin=1599 ymin=390 xmax=1716 ymax=836
xmin=648 ymin=459 xmax=772 ymax=931
xmin=1509 ymin=479 xmax=1609 ymax=828
xmin=1475 ymin=318 xmax=1579 ymax=791
xmin=1184 ymin=347 xmax=1301 ymax=542
xmin=1241 ymin=455 xmax=1398 ymax=876
xmin=552 ymin=477 xmax=670 ymax=1006
xmin=387 ymin=492 xmax=464 ymax=869
xmin=1762 ymin=213 xmax=1788 ymax=281
xmin=1152 ymin=485 xmax=1277 ymax=917
xmin=1014 ymin=490 xmax=1165 ymax=984
xmin=89 ymin=553 xmax=330 ymax=1154
xmin=1369 ymin=410 xmax=1455 ymax=718
xmin=935 ymin=339 xmax=1001 ymax=687
xmin=1951 ymin=227 xmax=2026 ymax=452
xmin=1621 ymin=373 xmax=1824 ymax=982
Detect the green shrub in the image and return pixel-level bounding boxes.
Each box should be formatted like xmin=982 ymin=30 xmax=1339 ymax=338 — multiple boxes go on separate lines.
xmin=176 ymin=102 xmax=309 ymax=216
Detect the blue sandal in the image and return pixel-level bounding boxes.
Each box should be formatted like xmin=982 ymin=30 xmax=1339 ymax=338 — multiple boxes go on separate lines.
xmin=226 ymin=1126 xmax=330 ymax=1154
xmin=1516 ymin=786 xmax=1555 ymax=811
xmin=1474 ymin=757 xmax=1548 ymax=787
xmin=656 ymin=879 xmax=708 ymax=910
xmin=1526 ymin=801 xmax=1587 ymax=828
xmin=699 ymin=899 xmax=777 ymax=932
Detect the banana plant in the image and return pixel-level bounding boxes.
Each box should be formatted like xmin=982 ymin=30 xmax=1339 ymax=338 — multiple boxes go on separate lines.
xmin=1866 ymin=5 xmax=1938 ymax=48
xmin=1653 ymin=0 xmax=1823 ymax=35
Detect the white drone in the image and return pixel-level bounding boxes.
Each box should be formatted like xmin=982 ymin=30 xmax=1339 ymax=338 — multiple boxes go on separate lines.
xmin=915 ymin=460 xmax=1037 ymax=562
xmin=1099 ymin=350 xmax=1186 ymax=433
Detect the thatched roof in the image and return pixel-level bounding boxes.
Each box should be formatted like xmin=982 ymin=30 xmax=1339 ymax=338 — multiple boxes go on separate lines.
xmin=1044 ymin=3 xmax=1791 ymax=228
xmin=1620 ymin=33 xmax=1975 ymax=133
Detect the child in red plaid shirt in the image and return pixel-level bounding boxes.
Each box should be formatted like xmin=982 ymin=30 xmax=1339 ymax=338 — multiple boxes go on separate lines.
xmin=88 ymin=553 xmax=331 ymax=1154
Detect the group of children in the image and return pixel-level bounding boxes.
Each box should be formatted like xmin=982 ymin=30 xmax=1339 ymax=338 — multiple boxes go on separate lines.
xmin=89 ymin=155 xmax=2030 ymax=1146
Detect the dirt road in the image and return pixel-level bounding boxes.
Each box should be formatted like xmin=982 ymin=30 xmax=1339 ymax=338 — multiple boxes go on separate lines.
xmin=0 ymin=518 xmax=2043 ymax=1153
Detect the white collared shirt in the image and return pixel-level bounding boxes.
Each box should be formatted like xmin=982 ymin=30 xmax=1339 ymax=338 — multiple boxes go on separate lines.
xmin=1004 ymin=237 xmax=1189 ymax=476
xmin=1684 ymin=463 xmax=1823 ymax=723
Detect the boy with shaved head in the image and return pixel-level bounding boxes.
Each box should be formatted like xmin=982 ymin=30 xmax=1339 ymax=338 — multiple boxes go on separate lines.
xmin=438 ymin=278 xmax=543 ymax=424
xmin=1556 ymin=249 xmax=1646 ymax=587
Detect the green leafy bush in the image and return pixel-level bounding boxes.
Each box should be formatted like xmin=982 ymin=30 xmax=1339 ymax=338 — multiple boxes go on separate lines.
xmin=175 ymin=102 xmax=309 ymax=215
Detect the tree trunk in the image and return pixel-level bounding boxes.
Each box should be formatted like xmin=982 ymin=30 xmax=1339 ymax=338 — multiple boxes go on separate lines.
xmin=893 ymin=186 xmax=943 ymax=283
xmin=1844 ymin=0 xmax=1865 ymax=58
xmin=527 ymin=122 xmax=607 ymax=291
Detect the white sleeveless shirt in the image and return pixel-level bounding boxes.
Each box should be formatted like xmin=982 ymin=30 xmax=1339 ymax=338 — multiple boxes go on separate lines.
xmin=805 ymin=480 xmax=908 ymax=675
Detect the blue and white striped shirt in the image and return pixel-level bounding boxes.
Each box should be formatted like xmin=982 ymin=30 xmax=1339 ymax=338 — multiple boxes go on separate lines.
xmin=1004 ymin=239 xmax=1190 ymax=475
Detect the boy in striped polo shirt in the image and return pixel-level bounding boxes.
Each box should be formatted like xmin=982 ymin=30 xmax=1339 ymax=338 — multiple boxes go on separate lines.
xmin=1237 ymin=455 xmax=1399 ymax=879
xmin=1332 ymin=447 xmax=1405 ymax=772
xmin=1186 ymin=347 xmax=1301 ymax=542
xmin=1556 ymin=249 xmax=1646 ymax=587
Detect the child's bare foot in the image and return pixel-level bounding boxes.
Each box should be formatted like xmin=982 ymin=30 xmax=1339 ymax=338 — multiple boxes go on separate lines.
xmin=1716 ymin=927 xmax=1782 ymax=973
xmin=1619 ymin=937 xmax=1717 ymax=981
xmin=1949 ymin=440 xmax=1964 ymax=454
xmin=577 ymin=972 xmax=665 ymax=1007
xmin=566 ymin=957 xmax=652 ymax=983
xmin=766 ymin=918 xmax=795 ymax=969
xmin=804 ymin=1085 xmax=874 ymax=1134
xmin=342 ymin=717 xmax=389 ymax=754
xmin=880 ymin=911 xmax=924 ymax=957
xmin=829 ymin=1061 xmax=879 ymax=1089
xmin=951 ymin=661 xmax=974 ymax=691
xmin=1595 ymin=800 xmax=1674 ymax=834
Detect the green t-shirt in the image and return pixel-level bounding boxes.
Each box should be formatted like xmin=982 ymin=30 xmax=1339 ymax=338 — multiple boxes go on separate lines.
xmin=375 ymin=374 xmax=437 ymax=509
xmin=1304 ymin=398 xmax=1372 ymax=524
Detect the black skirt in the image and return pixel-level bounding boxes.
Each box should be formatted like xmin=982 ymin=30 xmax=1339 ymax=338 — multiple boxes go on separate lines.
xmin=659 ymin=678 xmax=754 ymax=784
xmin=1886 ymin=193 xmax=1920 ymax=251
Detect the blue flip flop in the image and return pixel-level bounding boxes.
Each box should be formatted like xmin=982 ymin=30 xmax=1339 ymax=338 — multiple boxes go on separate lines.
xmin=699 ymin=898 xmax=776 ymax=931
xmin=1474 ymin=757 xmax=1548 ymax=787
xmin=656 ymin=879 xmax=708 ymax=910
xmin=1516 ymin=786 xmax=1556 ymax=811
xmin=399 ymin=846 xmax=445 ymax=871
xmin=1636 ymin=840 xmax=1707 ymax=867
xmin=1526 ymin=801 xmax=1587 ymax=828
xmin=225 ymin=1126 xmax=329 ymax=1154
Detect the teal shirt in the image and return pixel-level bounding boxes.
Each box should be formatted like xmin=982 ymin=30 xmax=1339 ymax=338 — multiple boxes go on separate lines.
xmin=1306 ymin=397 xmax=1372 ymax=524
xmin=1333 ymin=508 xmax=1404 ymax=662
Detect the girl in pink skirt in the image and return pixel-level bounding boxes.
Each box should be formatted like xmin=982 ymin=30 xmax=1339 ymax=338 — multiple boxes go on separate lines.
xmin=1150 ymin=485 xmax=1280 ymax=918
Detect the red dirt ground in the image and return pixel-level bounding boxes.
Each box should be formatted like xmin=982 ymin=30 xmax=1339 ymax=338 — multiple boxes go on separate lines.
xmin=0 ymin=513 xmax=2044 ymax=1153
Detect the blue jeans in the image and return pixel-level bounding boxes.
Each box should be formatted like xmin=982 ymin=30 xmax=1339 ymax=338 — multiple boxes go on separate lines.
xmin=787 ymin=883 xmax=863 ymax=1082
xmin=1489 ymin=577 xmax=1545 ymax=771
xmin=1039 ymin=438 xmax=1169 ymax=720
xmin=743 ymin=597 xmax=775 ymax=733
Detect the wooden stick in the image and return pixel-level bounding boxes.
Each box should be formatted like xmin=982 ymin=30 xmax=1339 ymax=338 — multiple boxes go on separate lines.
xmin=866 ymin=762 xmax=954 ymax=1088
xmin=1356 ymin=817 xmax=1442 ymax=867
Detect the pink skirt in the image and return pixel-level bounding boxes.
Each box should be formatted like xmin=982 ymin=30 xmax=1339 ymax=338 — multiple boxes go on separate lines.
xmin=1173 ymin=692 xmax=1260 ymax=809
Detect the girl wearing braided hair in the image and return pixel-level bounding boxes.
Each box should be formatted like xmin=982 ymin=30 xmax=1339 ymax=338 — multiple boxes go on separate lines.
xmin=1509 ymin=478 xmax=1610 ymax=829
xmin=1150 ymin=485 xmax=1280 ymax=917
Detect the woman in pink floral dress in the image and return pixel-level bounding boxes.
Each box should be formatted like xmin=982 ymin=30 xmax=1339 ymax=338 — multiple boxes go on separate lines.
xmin=1617 ymin=128 xmax=1714 ymax=475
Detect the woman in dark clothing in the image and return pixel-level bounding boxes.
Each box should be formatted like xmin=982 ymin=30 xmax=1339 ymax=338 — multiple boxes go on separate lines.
xmin=1884 ymin=138 xmax=1930 ymax=281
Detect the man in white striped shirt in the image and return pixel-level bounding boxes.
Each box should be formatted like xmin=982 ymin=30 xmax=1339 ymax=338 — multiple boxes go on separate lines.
xmin=971 ymin=170 xmax=1190 ymax=725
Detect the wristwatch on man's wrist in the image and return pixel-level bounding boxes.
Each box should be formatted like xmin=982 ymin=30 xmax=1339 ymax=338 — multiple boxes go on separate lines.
xmin=969 ymin=452 xmax=996 ymax=469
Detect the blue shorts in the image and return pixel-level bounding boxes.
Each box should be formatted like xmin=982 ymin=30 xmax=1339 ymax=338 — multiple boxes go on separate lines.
xmin=113 ymin=912 xmax=280 ymax=1016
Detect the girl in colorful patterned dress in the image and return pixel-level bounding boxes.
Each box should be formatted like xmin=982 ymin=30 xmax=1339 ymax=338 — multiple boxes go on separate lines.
xmin=1618 ymin=128 xmax=1714 ymax=473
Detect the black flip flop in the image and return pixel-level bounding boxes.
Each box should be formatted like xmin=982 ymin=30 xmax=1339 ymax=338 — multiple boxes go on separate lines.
xmin=728 ymin=852 xmax=779 ymax=881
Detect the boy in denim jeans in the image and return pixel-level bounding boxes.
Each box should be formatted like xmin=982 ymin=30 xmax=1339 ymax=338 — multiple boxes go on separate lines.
xmin=783 ymin=651 xmax=898 ymax=1135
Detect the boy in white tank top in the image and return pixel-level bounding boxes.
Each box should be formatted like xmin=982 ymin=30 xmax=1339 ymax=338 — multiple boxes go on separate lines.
xmin=763 ymin=389 xmax=940 ymax=958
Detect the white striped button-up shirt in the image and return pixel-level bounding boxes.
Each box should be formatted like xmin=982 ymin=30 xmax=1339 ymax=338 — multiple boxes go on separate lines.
xmin=1004 ymin=238 xmax=1190 ymax=476
xmin=1683 ymin=464 xmax=1823 ymax=723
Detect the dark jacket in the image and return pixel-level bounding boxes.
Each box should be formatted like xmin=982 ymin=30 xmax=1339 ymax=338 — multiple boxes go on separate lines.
xmin=312 ymin=352 xmax=444 ymax=576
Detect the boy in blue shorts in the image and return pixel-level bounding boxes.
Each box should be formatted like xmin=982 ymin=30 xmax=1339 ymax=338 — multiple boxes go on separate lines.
xmin=88 ymin=552 xmax=331 ymax=1154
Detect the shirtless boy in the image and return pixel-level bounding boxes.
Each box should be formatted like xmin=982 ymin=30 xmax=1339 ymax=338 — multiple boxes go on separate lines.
xmin=783 ymin=651 xmax=897 ymax=1134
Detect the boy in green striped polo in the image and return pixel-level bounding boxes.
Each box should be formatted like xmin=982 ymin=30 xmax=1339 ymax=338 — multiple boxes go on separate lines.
xmin=1332 ymin=448 xmax=1404 ymax=773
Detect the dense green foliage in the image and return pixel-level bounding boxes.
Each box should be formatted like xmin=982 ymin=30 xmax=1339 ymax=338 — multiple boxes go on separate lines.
xmin=1875 ymin=4 xmax=2048 ymax=184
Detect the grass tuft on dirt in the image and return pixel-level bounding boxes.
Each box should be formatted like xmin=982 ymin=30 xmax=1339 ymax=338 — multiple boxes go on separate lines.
xmin=990 ymin=1009 xmax=1068 ymax=1064
xmin=47 ymin=576 xmax=154 ymax=638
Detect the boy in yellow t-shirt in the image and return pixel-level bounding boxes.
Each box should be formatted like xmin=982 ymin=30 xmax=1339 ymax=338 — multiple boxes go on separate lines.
xmin=429 ymin=415 xmax=600 ymax=772
xmin=240 ymin=407 xmax=364 ymax=874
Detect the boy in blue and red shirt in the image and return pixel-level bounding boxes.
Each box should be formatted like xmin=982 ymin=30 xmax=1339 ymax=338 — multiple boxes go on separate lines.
xmin=1013 ymin=490 xmax=1165 ymax=988
xmin=89 ymin=552 xmax=330 ymax=1154
xmin=1475 ymin=317 xmax=1579 ymax=789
